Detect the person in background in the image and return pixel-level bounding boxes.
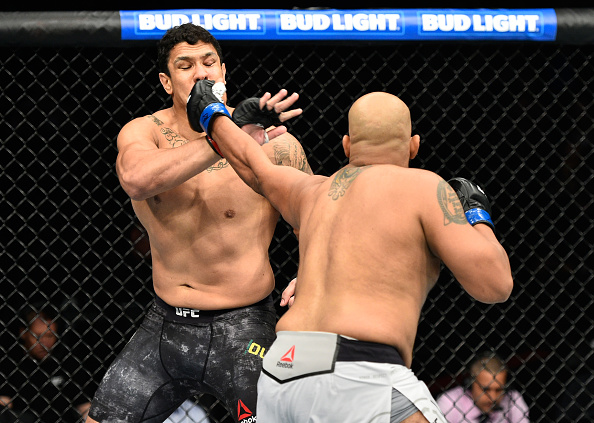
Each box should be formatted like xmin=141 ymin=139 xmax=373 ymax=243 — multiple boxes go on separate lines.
xmin=0 ymin=303 xmax=91 ymax=423
xmin=437 ymin=352 xmax=529 ymax=423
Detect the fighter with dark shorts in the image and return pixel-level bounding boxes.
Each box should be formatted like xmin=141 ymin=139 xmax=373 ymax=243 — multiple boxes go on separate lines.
xmin=89 ymin=295 xmax=276 ymax=423
xmin=88 ymin=22 xmax=312 ymax=423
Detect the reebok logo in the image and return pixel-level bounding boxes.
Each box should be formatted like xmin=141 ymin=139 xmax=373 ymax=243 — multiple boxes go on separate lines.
xmin=237 ymin=399 xmax=254 ymax=422
xmin=276 ymin=345 xmax=295 ymax=368
xmin=281 ymin=345 xmax=295 ymax=362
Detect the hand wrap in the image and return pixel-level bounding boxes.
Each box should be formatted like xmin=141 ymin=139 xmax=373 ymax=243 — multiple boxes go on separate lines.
xmin=232 ymin=97 xmax=283 ymax=129
xmin=448 ymin=177 xmax=495 ymax=231
xmin=187 ymin=80 xmax=231 ymax=157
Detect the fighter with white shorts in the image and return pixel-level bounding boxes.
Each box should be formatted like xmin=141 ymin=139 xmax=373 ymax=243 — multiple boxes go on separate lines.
xmin=186 ymin=83 xmax=513 ymax=423
xmin=258 ymin=331 xmax=447 ymax=423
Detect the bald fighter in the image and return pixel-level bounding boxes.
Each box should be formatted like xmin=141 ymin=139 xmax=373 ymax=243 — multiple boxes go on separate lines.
xmin=188 ymin=81 xmax=513 ymax=423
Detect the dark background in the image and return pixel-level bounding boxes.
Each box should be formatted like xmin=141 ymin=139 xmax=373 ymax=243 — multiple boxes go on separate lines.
xmin=1 ymin=6 xmax=592 ymax=423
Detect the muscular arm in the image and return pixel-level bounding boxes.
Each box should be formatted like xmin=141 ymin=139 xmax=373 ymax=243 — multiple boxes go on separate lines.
xmin=422 ymin=174 xmax=513 ymax=303
xmin=116 ymin=116 xmax=220 ymax=200
xmin=210 ymin=117 xmax=314 ymax=228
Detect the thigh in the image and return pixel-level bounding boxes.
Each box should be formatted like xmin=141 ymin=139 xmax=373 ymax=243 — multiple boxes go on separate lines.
xmin=159 ymin=320 xmax=212 ymax=381
xmin=206 ymin=307 xmax=276 ymax=422
xmin=400 ymin=411 xmax=430 ymax=423
xmin=258 ymin=364 xmax=393 ymax=423
xmin=391 ymin=388 xmax=426 ymax=423
xmin=89 ymin=309 xmax=186 ymax=422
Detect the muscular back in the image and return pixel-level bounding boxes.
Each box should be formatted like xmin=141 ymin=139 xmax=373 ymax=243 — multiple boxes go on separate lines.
xmin=205 ymin=92 xmax=512 ymax=368
xmin=277 ymin=165 xmax=442 ymax=367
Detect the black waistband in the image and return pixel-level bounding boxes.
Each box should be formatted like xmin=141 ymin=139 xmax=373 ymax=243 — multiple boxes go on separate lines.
xmin=336 ymin=337 xmax=405 ymax=366
xmin=154 ymin=294 xmax=272 ymax=324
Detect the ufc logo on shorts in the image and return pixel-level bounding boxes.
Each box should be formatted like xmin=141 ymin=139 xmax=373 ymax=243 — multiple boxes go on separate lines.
xmin=175 ymin=307 xmax=200 ymax=318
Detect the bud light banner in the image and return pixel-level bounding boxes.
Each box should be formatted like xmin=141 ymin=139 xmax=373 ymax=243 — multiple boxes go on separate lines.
xmin=120 ymin=9 xmax=557 ymax=42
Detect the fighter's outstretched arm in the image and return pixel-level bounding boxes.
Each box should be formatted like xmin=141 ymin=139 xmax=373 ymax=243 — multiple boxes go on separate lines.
xmin=186 ymin=79 xmax=317 ymax=228
xmin=210 ymin=107 xmax=314 ymax=229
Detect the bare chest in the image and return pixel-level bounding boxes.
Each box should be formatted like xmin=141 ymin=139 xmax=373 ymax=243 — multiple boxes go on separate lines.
xmin=150 ymin=161 xmax=269 ymax=221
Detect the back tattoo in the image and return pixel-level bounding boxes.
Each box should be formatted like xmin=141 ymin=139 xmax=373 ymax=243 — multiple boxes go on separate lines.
xmin=328 ymin=166 xmax=369 ymax=200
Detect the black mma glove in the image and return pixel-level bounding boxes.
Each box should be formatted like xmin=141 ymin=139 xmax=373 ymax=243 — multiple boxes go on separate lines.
xmin=232 ymin=97 xmax=283 ymax=129
xmin=448 ymin=177 xmax=495 ymax=232
xmin=187 ymin=79 xmax=231 ymax=157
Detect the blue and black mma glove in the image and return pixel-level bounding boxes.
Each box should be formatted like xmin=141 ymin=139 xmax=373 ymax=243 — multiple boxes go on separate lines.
xmin=187 ymin=79 xmax=231 ymax=157
xmin=448 ymin=177 xmax=496 ymax=232
xmin=232 ymin=97 xmax=283 ymax=129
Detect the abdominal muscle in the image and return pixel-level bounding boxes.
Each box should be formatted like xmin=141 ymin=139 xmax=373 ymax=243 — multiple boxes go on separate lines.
xmin=148 ymin=223 xmax=277 ymax=310
xmin=133 ymin=171 xmax=280 ymax=311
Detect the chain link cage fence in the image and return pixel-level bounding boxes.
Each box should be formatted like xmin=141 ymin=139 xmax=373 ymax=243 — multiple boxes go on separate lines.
xmin=0 ymin=10 xmax=592 ymax=423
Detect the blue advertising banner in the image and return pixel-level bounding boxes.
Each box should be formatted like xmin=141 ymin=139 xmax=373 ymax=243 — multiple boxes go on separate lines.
xmin=120 ymin=9 xmax=557 ymax=42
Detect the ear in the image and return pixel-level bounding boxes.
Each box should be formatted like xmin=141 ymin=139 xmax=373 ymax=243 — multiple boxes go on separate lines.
xmin=342 ymin=134 xmax=351 ymax=159
xmin=221 ymin=64 xmax=229 ymax=104
xmin=159 ymin=72 xmax=172 ymax=95
xmin=409 ymin=134 xmax=420 ymax=160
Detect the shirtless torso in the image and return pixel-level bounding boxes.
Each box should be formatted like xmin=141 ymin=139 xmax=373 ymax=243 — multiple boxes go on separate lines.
xmin=128 ymin=109 xmax=279 ymax=310
xmin=87 ymin=25 xmax=312 ymax=423
xmin=276 ymin=165 xmax=443 ymax=367
xmin=207 ymin=90 xmax=513 ymax=367
xmin=194 ymin=85 xmax=513 ymax=423
xmin=117 ymin=101 xmax=310 ymax=311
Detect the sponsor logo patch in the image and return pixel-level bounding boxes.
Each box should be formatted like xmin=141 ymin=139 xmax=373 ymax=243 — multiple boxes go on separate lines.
xmin=276 ymin=345 xmax=295 ymax=369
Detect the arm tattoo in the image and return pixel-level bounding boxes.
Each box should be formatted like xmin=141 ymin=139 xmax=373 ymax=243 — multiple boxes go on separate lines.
xmin=328 ymin=166 xmax=368 ymax=200
xmin=437 ymin=179 xmax=467 ymax=226
xmin=207 ymin=160 xmax=229 ymax=172
xmin=273 ymin=140 xmax=313 ymax=174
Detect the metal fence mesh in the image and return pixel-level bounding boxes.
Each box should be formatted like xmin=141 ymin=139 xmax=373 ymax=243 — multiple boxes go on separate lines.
xmin=1 ymin=41 xmax=592 ymax=422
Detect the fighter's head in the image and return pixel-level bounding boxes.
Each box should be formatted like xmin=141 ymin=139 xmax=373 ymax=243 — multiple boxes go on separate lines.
xmin=343 ymin=92 xmax=420 ymax=167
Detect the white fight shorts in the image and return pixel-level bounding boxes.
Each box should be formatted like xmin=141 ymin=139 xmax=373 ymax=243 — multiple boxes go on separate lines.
xmin=257 ymin=331 xmax=447 ymax=423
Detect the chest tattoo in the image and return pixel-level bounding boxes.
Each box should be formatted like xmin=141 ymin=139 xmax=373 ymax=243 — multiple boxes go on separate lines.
xmin=148 ymin=115 xmax=188 ymax=148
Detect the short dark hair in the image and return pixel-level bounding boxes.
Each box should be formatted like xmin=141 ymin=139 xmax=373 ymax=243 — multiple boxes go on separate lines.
xmin=157 ymin=23 xmax=224 ymax=75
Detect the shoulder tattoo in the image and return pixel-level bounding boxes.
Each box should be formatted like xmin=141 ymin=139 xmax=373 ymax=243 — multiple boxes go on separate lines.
xmin=147 ymin=115 xmax=188 ymax=148
xmin=437 ymin=179 xmax=467 ymax=226
xmin=328 ymin=166 xmax=369 ymax=200
xmin=146 ymin=114 xmax=227 ymax=171
xmin=272 ymin=140 xmax=312 ymax=174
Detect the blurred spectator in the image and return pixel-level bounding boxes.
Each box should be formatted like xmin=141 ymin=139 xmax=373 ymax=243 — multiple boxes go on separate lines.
xmin=0 ymin=303 xmax=92 ymax=423
xmin=166 ymin=398 xmax=211 ymax=423
xmin=436 ymin=351 xmax=529 ymax=422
